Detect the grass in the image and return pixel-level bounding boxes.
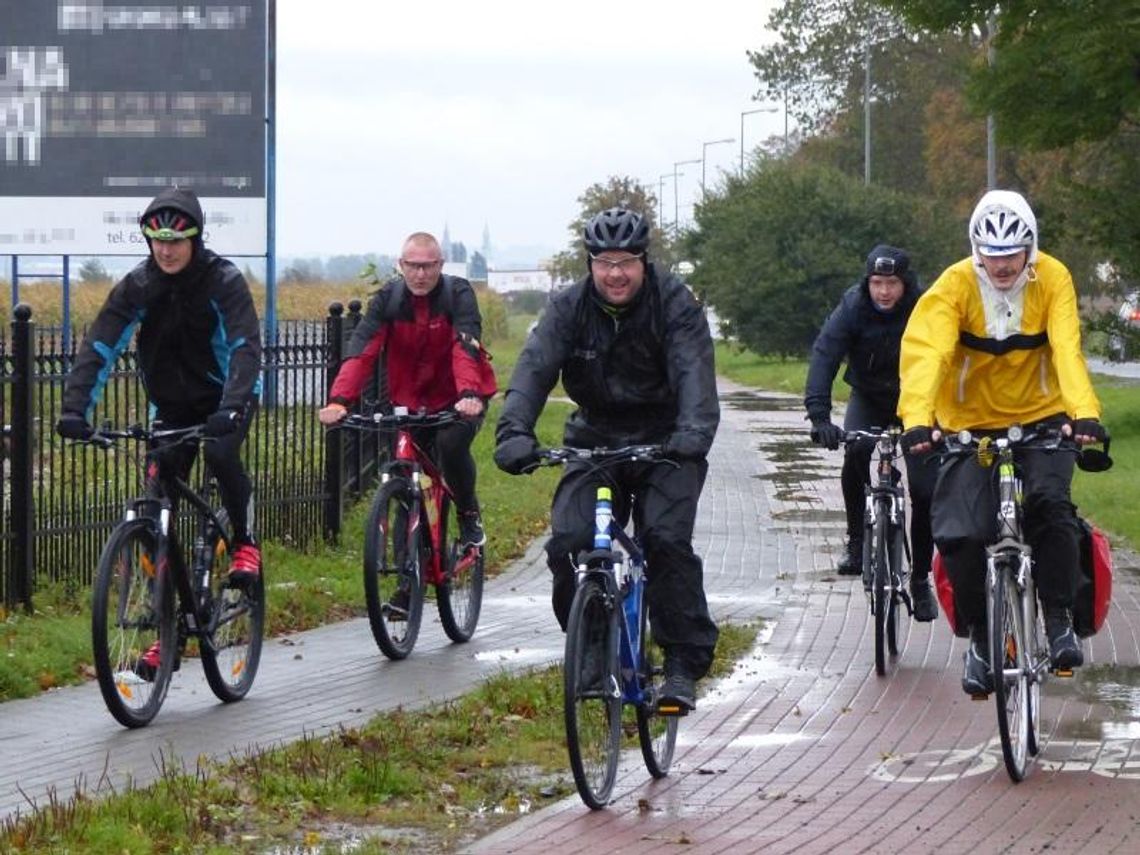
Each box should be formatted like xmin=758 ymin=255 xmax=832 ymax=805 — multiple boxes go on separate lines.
xmin=0 ymin=622 xmax=759 ymax=853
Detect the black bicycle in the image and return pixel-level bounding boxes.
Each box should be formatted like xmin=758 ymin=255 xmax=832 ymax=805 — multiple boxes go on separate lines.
xmin=844 ymin=428 xmax=913 ymax=676
xmin=84 ymin=424 xmax=265 ymax=728
xmin=535 ymin=445 xmax=682 ymax=810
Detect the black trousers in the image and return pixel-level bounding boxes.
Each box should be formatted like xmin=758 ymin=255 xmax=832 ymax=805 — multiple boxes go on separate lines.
xmin=413 ymin=413 xmax=483 ymax=515
xmin=841 ymin=391 xmax=937 ymax=578
xmin=155 ymin=397 xmax=258 ymax=542
xmin=931 ymin=420 xmax=1079 ymax=629
xmin=544 ymin=456 xmax=719 ymax=679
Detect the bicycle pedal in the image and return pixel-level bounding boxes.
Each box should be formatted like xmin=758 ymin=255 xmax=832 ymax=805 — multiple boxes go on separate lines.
xmin=969 ymin=692 xmax=990 ymax=701
xmin=1053 ymin=668 xmax=1074 ymax=678
xmin=656 ymin=703 xmax=690 ymax=717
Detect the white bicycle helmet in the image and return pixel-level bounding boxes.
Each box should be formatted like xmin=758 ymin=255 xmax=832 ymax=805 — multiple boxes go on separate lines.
xmin=968 ymin=190 xmax=1038 ymax=262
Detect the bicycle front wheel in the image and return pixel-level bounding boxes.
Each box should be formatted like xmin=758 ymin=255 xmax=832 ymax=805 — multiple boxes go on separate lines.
xmin=989 ymin=562 xmax=1031 ymax=781
xmin=886 ymin=521 xmax=905 ymax=656
xmin=437 ymin=499 xmax=485 ymax=643
xmin=636 ymin=602 xmax=678 ymax=778
xmin=363 ymin=478 xmax=425 ymax=659
xmin=871 ymin=510 xmax=892 ymax=676
xmin=91 ymin=520 xmax=175 ymax=728
xmin=564 ymin=576 xmax=621 ymax=810
xmin=200 ymin=513 xmax=265 ymax=703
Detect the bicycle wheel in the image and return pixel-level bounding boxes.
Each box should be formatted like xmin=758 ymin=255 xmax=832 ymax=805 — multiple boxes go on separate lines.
xmin=988 ymin=562 xmax=1031 ymax=781
xmin=1024 ymin=586 xmax=1042 ymax=757
xmin=886 ymin=521 xmax=905 ymax=656
xmin=363 ymin=478 xmax=425 ymax=659
xmin=564 ymin=576 xmax=621 ymax=810
xmin=200 ymin=512 xmax=265 ymax=703
xmin=871 ymin=509 xmax=891 ymax=676
xmin=437 ymin=498 xmax=485 ymax=643
xmin=636 ymin=602 xmax=678 ymax=778
xmin=91 ymin=520 xmax=175 ymax=728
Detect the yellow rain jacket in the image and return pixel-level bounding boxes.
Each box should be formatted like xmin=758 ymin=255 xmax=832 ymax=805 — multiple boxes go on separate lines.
xmin=898 ymin=251 xmax=1100 ymax=431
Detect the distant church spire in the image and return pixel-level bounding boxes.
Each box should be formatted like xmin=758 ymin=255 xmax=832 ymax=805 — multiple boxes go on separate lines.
xmin=481 ymin=223 xmax=492 ymax=264
xmin=441 ymin=223 xmax=452 ymax=261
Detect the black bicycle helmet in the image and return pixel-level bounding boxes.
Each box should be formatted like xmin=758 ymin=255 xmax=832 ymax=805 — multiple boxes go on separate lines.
xmin=139 ymin=187 xmax=203 ymax=241
xmin=583 ymin=207 xmax=650 ymax=255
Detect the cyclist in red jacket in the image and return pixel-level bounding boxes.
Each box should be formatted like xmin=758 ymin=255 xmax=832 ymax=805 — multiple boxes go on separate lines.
xmin=319 ymin=232 xmax=497 ymax=547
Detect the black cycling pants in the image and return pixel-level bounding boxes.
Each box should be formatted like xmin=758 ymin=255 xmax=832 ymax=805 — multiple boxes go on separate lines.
xmin=841 ymin=391 xmax=937 ymax=578
xmin=544 ymin=456 xmax=719 ymax=679
xmin=414 ymin=413 xmax=483 ymax=515
xmin=932 ymin=428 xmax=1079 ymax=630
xmin=155 ymin=398 xmax=257 ymax=543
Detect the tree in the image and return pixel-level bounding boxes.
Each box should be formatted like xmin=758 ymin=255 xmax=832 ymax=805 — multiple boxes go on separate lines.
xmin=469 ymin=251 xmax=487 ymax=281
xmin=687 ymin=160 xmax=958 ymax=357
xmin=548 ymin=176 xmax=675 ymax=284
xmin=78 ymin=258 xmax=110 ymax=284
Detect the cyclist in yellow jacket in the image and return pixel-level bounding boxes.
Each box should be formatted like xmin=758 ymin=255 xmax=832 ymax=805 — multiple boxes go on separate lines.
xmin=898 ymin=189 xmax=1106 ymax=695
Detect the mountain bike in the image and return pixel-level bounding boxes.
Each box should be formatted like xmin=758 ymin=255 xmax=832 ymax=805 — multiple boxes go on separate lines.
xmin=844 ymin=428 xmax=913 ymax=676
xmin=339 ymin=408 xmax=485 ymax=659
xmin=535 ymin=444 xmax=682 ymax=810
xmin=940 ymin=424 xmax=1110 ymax=781
xmin=83 ymin=424 xmax=264 ymax=728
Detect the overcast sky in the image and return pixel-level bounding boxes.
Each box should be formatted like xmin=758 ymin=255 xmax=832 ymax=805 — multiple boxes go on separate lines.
xmin=276 ymin=1 xmax=782 ymax=265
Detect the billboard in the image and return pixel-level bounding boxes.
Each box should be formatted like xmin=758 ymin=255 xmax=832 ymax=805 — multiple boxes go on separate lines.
xmin=0 ymin=2 xmax=267 ymax=255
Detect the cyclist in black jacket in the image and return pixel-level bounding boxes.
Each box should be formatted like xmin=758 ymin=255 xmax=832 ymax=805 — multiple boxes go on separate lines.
xmin=57 ymin=188 xmax=263 ymax=583
xmin=804 ymin=244 xmax=938 ymax=621
xmin=494 ymin=207 xmax=720 ymax=711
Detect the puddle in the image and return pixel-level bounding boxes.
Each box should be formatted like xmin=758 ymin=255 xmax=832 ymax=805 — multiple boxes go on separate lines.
xmin=721 ymin=391 xmax=802 ymax=412
xmin=755 ymin=468 xmax=831 ymax=483
xmin=729 ymin=732 xmax=808 ymax=749
xmin=771 ymin=508 xmax=846 ymax=522
xmin=474 ymin=647 xmax=559 ymax=665
xmin=758 ymin=439 xmax=818 ymax=465
xmin=1050 ymin=664 xmax=1140 ymax=740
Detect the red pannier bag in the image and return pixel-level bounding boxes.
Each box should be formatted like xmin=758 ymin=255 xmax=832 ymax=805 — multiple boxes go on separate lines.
xmin=932 ymin=549 xmax=967 ymax=638
xmin=1074 ymin=517 xmax=1113 ymax=637
xmin=933 ymin=519 xmax=1112 ymax=639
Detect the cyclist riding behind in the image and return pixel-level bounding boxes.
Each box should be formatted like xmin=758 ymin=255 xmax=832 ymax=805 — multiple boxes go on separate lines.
xmin=804 ymin=244 xmax=938 ymax=621
xmin=57 ymin=187 xmax=263 ymax=586
xmin=319 ymin=231 xmax=497 ymax=549
xmin=898 ymin=189 xmax=1107 ymax=695
xmin=493 ymin=207 xmax=720 ymax=712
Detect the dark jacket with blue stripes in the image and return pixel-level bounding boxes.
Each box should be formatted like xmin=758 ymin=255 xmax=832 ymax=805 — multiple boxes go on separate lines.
xmin=62 ymin=249 xmax=262 ymax=421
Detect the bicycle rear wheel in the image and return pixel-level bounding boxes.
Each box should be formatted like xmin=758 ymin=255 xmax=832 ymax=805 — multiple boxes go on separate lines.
xmin=437 ymin=499 xmax=485 ymax=643
xmin=989 ymin=562 xmax=1031 ymax=781
xmin=564 ymin=576 xmax=621 ymax=810
xmin=636 ymin=602 xmax=678 ymax=778
xmin=886 ymin=522 xmax=905 ymax=656
xmin=871 ymin=510 xmax=892 ymax=676
xmin=363 ymin=478 xmax=425 ymax=659
xmin=91 ymin=520 xmax=175 ymax=728
xmin=200 ymin=512 xmax=265 ymax=703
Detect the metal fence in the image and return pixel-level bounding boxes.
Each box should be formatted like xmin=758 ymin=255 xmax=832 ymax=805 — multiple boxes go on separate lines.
xmin=2 ymin=299 xmax=384 ymax=610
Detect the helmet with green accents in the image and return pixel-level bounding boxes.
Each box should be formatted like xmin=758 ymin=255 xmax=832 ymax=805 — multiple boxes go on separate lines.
xmin=139 ymin=188 xmax=204 ymax=242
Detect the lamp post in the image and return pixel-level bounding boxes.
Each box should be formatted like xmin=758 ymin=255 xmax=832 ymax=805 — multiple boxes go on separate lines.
xmin=740 ymin=105 xmax=779 ymax=175
xmin=701 ymin=138 xmax=734 ymax=197
xmin=673 ymin=158 xmax=700 ymax=232
xmin=659 ymin=171 xmax=680 ymax=229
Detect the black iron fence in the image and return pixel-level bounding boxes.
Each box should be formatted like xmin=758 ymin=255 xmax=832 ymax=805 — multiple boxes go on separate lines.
xmin=2 ymin=300 xmax=384 ymax=610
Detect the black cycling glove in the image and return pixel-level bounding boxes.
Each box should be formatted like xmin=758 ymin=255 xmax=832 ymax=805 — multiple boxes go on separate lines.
xmin=1071 ymin=418 xmax=1107 ymax=444
xmin=494 ymin=435 xmax=540 ymax=475
xmin=56 ymin=412 xmax=93 ymax=440
xmin=900 ymin=425 xmax=933 ymax=455
xmin=205 ymin=409 xmax=240 ymax=437
xmin=809 ymin=420 xmax=843 ymax=451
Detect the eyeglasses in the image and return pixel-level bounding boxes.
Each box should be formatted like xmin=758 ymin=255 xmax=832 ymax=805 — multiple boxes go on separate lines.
xmin=589 ymin=253 xmax=644 ymax=273
xmin=871 ymin=256 xmax=897 ymax=276
xmin=400 ymin=259 xmax=443 ymax=274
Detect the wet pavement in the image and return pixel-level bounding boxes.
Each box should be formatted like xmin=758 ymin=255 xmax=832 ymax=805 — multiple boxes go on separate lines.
xmin=2 ymin=380 xmax=1139 ymax=853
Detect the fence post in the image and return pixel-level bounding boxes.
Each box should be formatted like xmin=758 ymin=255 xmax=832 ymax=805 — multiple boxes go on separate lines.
xmin=323 ymin=302 xmax=345 ymax=542
xmin=8 ymin=304 xmax=34 ymax=612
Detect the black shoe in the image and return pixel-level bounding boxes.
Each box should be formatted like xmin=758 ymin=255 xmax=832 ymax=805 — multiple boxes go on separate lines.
xmin=962 ymin=641 xmax=993 ymax=695
xmin=387 ymin=584 xmax=411 ymax=621
xmin=458 ymin=511 xmax=486 ymax=548
xmin=836 ymin=539 xmax=863 ymax=576
xmin=579 ymin=641 xmax=605 ymax=692
xmin=910 ymin=579 xmax=939 ymax=623
xmin=659 ymin=674 xmax=696 ymax=713
xmin=1046 ymin=608 xmax=1083 ymax=670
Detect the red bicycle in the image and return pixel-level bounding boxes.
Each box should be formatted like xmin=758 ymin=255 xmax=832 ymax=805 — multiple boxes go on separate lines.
xmin=339 ymin=409 xmax=485 ymax=659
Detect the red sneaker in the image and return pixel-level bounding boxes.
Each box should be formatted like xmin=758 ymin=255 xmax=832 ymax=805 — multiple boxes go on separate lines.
xmin=133 ymin=641 xmax=162 ymax=681
xmin=230 ymin=543 xmax=261 ymax=581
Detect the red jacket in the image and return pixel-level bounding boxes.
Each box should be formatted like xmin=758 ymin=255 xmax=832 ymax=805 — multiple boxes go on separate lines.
xmin=329 ymin=275 xmax=497 ymax=411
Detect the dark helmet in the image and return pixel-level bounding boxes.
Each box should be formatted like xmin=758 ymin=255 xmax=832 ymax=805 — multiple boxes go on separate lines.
xmin=864 ymin=244 xmax=916 ymax=289
xmin=139 ymin=187 xmax=203 ymax=242
xmin=583 ymin=207 xmax=650 ymax=255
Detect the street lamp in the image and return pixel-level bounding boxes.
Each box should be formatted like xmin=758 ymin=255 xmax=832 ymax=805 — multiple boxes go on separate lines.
xmin=701 ymin=138 xmax=734 ymax=196
xmin=659 ymin=171 xmax=681 ymax=229
xmin=740 ymin=105 xmax=779 ymax=175
xmin=673 ymin=158 xmax=700 ymax=231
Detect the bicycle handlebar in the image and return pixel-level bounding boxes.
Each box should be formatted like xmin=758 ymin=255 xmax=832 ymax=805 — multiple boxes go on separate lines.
xmin=80 ymin=423 xmax=210 ymax=449
xmin=842 ymin=427 xmax=900 ymax=445
xmin=338 ymin=409 xmax=462 ymax=432
xmin=535 ymin=444 xmax=671 ymax=468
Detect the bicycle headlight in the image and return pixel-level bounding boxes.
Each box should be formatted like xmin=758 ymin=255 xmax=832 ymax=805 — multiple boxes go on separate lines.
xmin=957 ymin=430 xmax=973 ymax=445
xmin=1007 ymin=424 xmax=1024 ymax=442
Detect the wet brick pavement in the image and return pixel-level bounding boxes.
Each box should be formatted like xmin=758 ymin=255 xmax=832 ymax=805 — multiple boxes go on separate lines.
xmin=2 ymin=380 xmax=1138 ymax=853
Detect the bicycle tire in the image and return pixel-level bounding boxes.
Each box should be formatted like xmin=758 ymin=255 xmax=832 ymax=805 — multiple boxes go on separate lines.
xmin=199 ymin=511 xmax=265 ymax=703
xmin=1024 ymin=582 xmax=1042 ymax=757
xmin=886 ymin=520 xmax=905 ymax=656
xmin=91 ymin=520 xmax=175 ymax=728
xmin=989 ymin=561 xmax=1031 ymax=781
xmin=437 ymin=498 xmax=484 ymax=643
xmin=872 ymin=509 xmax=891 ymax=676
xmin=564 ymin=576 xmax=621 ymax=810
xmin=363 ymin=478 xmax=425 ymax=659
xmin=636 ymin=601 xmax=678 ymax=778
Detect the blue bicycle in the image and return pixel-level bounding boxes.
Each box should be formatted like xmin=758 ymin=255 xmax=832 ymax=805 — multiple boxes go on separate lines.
xmin=536 ymin=445 xmax=682 ymax=810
